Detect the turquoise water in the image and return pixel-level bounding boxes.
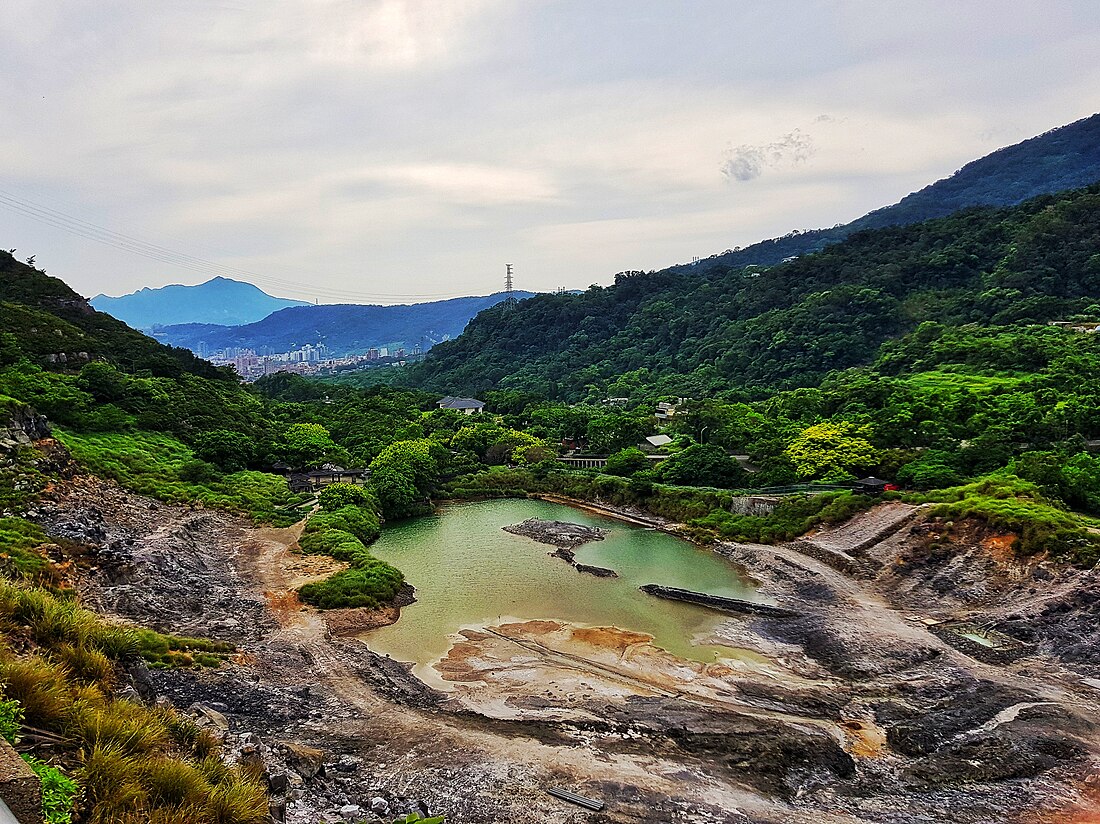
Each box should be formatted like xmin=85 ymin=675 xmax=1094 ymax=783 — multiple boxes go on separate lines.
xmin=361 ymin=498 xmax=758 ymax=668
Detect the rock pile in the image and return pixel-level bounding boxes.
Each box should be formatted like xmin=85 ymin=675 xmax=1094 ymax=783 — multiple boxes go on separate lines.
xmin=182 ymin=701 xmax=437 ymax=824
xmin=503 ymin=518 xmax=609 ymax=549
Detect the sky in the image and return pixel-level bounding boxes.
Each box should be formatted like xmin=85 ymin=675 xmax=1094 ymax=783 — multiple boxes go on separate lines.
xmin=1 ymin=1 xmax=1098 ymax=304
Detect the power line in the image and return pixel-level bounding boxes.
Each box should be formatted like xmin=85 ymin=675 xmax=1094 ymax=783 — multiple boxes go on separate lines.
xmin=0 ymin=187 xmax=478 ymax=302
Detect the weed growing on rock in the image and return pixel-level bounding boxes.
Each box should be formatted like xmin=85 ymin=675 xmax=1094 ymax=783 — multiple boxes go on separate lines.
xmin=23 ymin=754 xmax=78 ymax=824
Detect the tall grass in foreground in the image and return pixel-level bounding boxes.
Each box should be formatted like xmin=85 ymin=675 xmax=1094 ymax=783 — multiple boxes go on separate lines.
xmin=0 ymin=573 xmax=267 ymax=823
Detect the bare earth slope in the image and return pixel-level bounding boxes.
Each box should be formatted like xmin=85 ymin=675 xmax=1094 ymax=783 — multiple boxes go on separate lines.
xmin=28 ymin=475 xmax=1100 ymax=824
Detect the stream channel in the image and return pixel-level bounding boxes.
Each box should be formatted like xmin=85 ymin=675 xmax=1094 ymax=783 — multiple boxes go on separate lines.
xmin=360 ymin=499 xmax=764 ymax=685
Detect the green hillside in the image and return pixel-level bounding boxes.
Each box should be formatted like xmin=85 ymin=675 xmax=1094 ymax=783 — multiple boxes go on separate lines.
xmin=1 ymin=251 xmax=226 ymax=379
xmin=409 ymin=185 xmax=1100 ymax=400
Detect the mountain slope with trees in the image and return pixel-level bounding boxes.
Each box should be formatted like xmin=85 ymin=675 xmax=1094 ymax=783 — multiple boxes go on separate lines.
xmin=673 ymin=111 xmax=1100 ymax=275
xmin=408 ymin=184 xmax=1100 ymax=400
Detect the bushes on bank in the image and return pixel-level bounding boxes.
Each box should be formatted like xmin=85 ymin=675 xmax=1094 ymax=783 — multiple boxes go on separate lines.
xmin=690 ymin=492 xmax=876 ymax=544
xmin=296 ymin=503 xmax=402 ymax=609
xmin=914 ymin=475 xmax=1100 ymax=565
xmin=55 ymin=430 xmax=309 ymax=527
xmin=442 ymin=466 xmax=875 ymax=543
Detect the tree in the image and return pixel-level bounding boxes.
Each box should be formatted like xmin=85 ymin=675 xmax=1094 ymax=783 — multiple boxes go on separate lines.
xmin=451 ymin=423 xmax=505 ymax=458
xmin=605 ymin=447 xmax=650 ymax=477
xmin=76 ymin=362 xmax=128 ymax=404
xmin=785 ymin=422 xmax=879 ymax=480
xmin=368 ymin=464 xmax=422 ymax=520
xmin=368 ymin=439 xmax=441 ymax=519
xmin=318 ymin=482 xmax=372 ymax=511
xmin=281 ymin=423 xmax=346 ymax=469
xmin=585 ymin=413 xmax=653 ymax=454
xmin=193 ymin=429 xmax=257 ymax=472
xmin=896 ymin=450 xmax=964 ymax=490
xmin=657 ymin=444 xmax=747 ymax=488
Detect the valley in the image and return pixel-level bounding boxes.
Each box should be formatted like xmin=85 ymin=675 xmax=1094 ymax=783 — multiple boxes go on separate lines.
xmin=2 ymin=103 xmax=1100 ymax=824
xmin=26 ymin=456 xmax=1100 ymax=824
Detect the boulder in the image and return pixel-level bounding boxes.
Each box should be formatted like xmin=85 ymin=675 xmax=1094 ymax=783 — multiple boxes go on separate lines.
xmin=370 ymin=796 xmax=390 ymax=816
xmin=190 ymin=702 xmax=230 ymax=731
xmin=0 ymin=738 xmax=40 ymax=824
xmin=284 ymin=742 xmax=326 ymax=781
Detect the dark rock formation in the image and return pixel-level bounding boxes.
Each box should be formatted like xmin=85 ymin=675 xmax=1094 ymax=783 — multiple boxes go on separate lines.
xmin=575 ymin=563 xmax=618 ymax=578
xmin=639 ymin=584 xmax=796 ymax=617
xmin=0 ymin=401 xmax=50 ymax=450
xmin=503 ymin=518 xmax=608 ymax=549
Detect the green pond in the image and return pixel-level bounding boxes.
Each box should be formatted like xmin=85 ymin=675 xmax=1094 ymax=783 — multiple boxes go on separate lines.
xmin=360 ymin=499 xmax=760 ymax=676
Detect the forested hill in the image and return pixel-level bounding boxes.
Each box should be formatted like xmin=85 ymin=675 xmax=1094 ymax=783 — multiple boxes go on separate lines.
xmin=0 ymin=251 xmax=225 ymax=380
xmin=409 ymin=184 xmax=1100 ymax=400
xmin=151 ymin=291 xmax=537 ymax=356
xmin=671 ymin=112 xmax=1100 ymax=275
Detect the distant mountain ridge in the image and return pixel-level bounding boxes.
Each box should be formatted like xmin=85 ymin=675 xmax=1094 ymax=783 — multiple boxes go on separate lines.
xmin=674 ymin=112 xmax=1100 ymax=275
xmin=90 ymin=276 xmax=308 ymax=329
xmin=151 ymin=291 xmax=538 ymax=357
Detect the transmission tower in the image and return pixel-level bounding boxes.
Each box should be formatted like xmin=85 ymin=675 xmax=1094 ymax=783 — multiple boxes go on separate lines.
xmin=503 ymin=263 xmax=517 ymax=308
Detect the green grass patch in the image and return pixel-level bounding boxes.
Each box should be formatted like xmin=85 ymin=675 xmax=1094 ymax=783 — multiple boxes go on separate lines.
xmin=912 ymin=475 xmax=1100 ymax=565
xmin=0 ymin=517 xmax=54 ymax=581
xmin=56 ymin=429 xmax=309 ymax=526
xmin=900 ymin=367 xmax=1029 ymax=394
xmin=132 ymin=628 xmax=235 ymax=670
xmin=296 ymin=504 xmax=403 ymax=609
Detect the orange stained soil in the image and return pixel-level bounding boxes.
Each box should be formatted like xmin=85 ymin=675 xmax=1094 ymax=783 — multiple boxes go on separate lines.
xmin=571 ymin=626 xmax=653 ymax=651
xmin=497 ymin=619 xmax=563 ymax=636
xmin=839 ymin=718 xmax=887 ymax=759
xmin=982 ymin=532 xmax=1021 ymax=565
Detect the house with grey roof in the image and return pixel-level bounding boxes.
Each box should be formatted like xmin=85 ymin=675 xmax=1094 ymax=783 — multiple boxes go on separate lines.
xmin=438 ymin=396 xmax=486 ymax=415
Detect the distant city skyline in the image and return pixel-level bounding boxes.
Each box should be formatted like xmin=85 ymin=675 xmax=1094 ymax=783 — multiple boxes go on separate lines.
xmin=2 ymin=1 xmax=1098 ymax=303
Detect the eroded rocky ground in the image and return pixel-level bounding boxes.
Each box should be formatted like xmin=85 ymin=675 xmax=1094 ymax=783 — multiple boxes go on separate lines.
xmin=26 ymin=473 xmax=1100 ymax=824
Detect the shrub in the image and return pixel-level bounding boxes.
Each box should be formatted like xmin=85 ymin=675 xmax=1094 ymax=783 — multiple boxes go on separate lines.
xmin=295 ymin=506 xmax=402 ymax=609
xmin=657 ymin=444 xmax=748 ymax=488
xmin=318 ymin=482 xmax=372 ymax=511
xmin=23 ymin=755 xmax=78 ymax=824
xmin=604 ymin=447 xmax=649 ymax=477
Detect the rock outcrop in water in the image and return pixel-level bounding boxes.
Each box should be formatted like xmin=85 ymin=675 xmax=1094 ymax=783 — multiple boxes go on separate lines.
xmin=504 ymin=519 xmax=619 ymax=576
xmin=503 ymin=518 xmax=609 ymax=549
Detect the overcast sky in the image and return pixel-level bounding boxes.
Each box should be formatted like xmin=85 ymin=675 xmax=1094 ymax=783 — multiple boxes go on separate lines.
xmin=2 ymin=1 xmax=1098 ymax=304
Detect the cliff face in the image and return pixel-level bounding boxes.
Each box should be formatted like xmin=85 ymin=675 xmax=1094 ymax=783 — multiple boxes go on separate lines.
xmin=0 ymin=401 xmax=50 ymax=451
